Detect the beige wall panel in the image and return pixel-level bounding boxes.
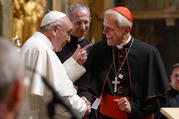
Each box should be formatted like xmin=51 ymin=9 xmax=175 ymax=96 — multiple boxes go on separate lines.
xmin=91 ymin=0 xmax=112 ymax=42
xmin=53 ymin=0 xmax=69 ymax=12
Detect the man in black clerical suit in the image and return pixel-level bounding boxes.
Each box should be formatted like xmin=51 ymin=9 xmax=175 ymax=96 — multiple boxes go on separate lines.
xmin=167 ymin=63 xmax=179 ymax=107
xmin=56 ymin=2 xmax=92 ymax=64
xmin=76 ymin=6 xmax=170 ymax=119
xmin=155 ymin=63 xmax=179 ymax=119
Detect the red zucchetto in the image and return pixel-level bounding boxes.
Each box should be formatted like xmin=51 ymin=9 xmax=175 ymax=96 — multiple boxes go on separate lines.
xmin=112 ymin=7 xmax=133 ymax=23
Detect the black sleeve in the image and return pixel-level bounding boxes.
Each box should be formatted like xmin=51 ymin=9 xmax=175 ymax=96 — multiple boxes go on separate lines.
xmin=129 ymin=96 xmax=167 ymax=118
xmin=154 ymin=91 xmax=171 ymax=119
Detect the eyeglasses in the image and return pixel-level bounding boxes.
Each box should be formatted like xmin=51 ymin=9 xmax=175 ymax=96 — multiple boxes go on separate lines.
xmin=57 ymin=24 xmax=72 ymax=36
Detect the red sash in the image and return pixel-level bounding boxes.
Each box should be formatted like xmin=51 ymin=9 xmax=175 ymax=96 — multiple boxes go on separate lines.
xmin=100 ymin=94 xmax=152 ymax=119
xmin=100 ymin=94 xmax=129 ymax=119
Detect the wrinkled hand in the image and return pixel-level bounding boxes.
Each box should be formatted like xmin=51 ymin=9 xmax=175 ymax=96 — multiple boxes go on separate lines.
xmin=114 ymin=97 xmax=131 ymax=113
xmin=81 ymin=96 xmax=91 ymax=115
xmin=72 ymin=43 xmax=93 ymax=65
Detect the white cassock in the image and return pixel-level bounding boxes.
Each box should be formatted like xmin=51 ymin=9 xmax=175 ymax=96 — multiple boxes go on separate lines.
xmin=18 ymin=32 xmax=87 ymax=119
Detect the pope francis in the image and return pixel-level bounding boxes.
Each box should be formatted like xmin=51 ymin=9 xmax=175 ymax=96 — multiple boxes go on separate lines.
xmin=19 ymin=11 xmax=91 ymax=119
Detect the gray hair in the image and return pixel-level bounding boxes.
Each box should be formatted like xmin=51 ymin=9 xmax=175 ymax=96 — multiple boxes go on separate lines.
xmin=0 ymin=37 xmax=24 ymax=99
xmin=67 ymin=2 xmax=91 ymax=21
xmin=104 ymin=9 xmax=132 ymax=28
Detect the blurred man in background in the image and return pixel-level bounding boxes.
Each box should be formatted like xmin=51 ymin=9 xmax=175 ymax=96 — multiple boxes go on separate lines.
xmin=0 ymin=37 xmax=26 ymax=119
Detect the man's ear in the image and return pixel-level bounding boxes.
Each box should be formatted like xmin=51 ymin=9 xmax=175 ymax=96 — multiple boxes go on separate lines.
xmin=51 ymin=25 xmax=58 ymax=36
xmin=124 ymin=26 xmax=131 ymax=34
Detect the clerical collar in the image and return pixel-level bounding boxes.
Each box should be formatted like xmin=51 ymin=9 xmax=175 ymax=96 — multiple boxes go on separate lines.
xmin=78 ymin=37 xmax=84 ymax=42
xmin=71 ymin=35 xmax=84 ymax=45
xmin=115 ymin=35 xmax=131 ymax=49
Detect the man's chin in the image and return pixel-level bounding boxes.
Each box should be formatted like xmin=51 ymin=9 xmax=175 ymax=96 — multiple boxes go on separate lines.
xmin=56 ymin=47 xmax=62 ymax=52
xmin=79 ymin=32 xmax=87 ymax=38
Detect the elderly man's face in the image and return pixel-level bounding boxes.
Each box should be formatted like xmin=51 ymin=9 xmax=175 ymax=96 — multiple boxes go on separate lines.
xmin=72 ymin=7 xmax=90 ymax=39
xmin=103 ymin=14 xmax=126 ymax=46
xmin=171 ymin=67 xmax=179 ymax=90
xmin=54 ymin=16 xmax=72 ymax=51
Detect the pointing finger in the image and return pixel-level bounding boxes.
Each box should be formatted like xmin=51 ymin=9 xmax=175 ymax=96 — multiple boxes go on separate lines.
xmin=81 ymin=43 xmax=93 ymax=51
xmin=75 ymin=44 xmax=81 ymax=53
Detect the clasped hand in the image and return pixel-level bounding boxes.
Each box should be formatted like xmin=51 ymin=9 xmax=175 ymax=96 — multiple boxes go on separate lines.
xmin=81 ymin=96 xmax=91 ymax=115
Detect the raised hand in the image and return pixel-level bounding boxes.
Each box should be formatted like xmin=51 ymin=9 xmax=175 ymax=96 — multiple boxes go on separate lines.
xmin=72 ymin=43 xmax=93 ymax=65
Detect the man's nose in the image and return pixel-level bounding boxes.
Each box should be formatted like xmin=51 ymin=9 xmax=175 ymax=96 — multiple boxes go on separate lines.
xmin=80 ymin=22 xmax=86 ymax=30
xmin=103 ymin=28 xmax=107 ymax=34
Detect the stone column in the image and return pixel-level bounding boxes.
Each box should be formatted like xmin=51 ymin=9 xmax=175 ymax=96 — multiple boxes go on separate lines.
xmin=52 ymin=0 xmax=69 ymax=12
xmin=1 ymin=0 xmax=12 ymax=39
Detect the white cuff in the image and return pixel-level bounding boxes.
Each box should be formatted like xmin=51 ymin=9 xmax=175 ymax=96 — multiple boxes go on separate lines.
xmin=63 ymin=57 xmax=86 ymax=82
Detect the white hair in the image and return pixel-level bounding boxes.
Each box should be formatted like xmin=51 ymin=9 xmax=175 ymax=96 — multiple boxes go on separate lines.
xmin=40 ymin=17 xmax=66 ymax=32
xmin=104 ymin=9 xmax=133 ymax=28
xmin=0 ymin=37 xmax=24 ymax=99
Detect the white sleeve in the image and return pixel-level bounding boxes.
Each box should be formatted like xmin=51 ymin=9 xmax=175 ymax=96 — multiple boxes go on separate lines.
xmin=42 ymin=90 xmax=87 ymax=118
xmin=66 ymin=93 xmax=87 ymax=118
xmin=63 ymin=57 xmax=86 ymax=82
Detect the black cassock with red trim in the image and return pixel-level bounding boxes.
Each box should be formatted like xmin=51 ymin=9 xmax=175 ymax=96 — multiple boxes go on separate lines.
xmin=75 ymin=37 xmax=170 ymax=119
